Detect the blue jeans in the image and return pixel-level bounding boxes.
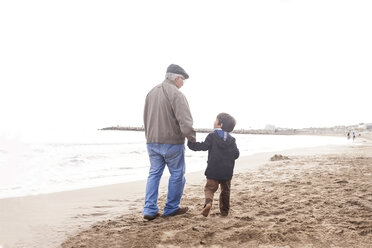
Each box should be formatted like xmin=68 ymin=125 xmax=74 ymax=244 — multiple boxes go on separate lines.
xmin=143 ymin=143 xmax=186 ymax=216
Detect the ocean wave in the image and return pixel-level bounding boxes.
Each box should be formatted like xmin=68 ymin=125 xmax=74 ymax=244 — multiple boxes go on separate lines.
xmin=0 ymin=131 xmax=346 ymax=199
xmin=118 ymin=167 xmax=134 ymax=170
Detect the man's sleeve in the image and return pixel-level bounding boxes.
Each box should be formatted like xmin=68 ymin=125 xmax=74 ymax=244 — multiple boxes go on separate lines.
xmin=172 ymin=92 xmax=196 ymax=142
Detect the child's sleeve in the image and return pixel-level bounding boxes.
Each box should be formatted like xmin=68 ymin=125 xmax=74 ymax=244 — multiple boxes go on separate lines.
xmin=233 ymin=141 xmax=240 ymax=159
xmin=187 ymin=134 xmax=211 ymax=151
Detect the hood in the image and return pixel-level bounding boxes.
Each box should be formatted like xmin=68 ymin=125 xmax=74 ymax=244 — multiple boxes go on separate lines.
xmin=212 ymin=132 xmax=236 ymax=148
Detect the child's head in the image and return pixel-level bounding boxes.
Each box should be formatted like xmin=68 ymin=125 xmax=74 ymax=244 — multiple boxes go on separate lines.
xmin=214 ymin=113 xmax=236 ymax=132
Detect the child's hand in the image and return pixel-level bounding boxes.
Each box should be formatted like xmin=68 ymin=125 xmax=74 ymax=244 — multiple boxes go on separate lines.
xmin=187 ymin=140 xmax=195 ymax=149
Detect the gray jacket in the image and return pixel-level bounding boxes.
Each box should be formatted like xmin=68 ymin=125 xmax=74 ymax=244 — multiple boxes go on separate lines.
xmin=144 ymin=79 xmax=196 ymax=144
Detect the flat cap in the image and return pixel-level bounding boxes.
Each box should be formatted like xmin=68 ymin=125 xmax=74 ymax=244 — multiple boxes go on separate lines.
xmin=166 ymin=64 xmax=189 ymax=79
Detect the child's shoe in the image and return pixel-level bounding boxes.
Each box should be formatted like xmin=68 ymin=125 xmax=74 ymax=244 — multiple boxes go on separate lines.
xmin=201 ymin=203 xmax=212 ymax=217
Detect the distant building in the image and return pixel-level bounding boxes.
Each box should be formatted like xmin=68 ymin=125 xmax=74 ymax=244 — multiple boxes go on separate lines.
xmin=365 ymin=123 xmax=372 ymax=130
xmin=265 ymin=124 xmax=276 ymax=131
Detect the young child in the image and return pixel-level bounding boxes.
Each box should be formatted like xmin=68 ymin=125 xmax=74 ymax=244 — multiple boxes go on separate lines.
xmin=187 ymin=113 xmax=240 ymax=217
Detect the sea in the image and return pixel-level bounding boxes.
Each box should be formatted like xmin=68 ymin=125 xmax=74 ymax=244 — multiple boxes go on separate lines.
xmin=0 ymin=130 xmax=347 ymax=199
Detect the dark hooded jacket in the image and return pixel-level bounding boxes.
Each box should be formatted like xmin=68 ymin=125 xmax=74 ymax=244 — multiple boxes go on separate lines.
xmin=187 ymin=132 xmax=240 ymax=180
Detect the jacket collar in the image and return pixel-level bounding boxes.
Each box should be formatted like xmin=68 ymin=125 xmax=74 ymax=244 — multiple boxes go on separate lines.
xmin=163 ymin=79 xmax=178 ymax=88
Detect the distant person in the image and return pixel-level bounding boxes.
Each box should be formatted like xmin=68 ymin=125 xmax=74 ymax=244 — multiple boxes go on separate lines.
xmin=353 ymin=131 xmax=356 ymax=141
xmin=347 ymin=131 xmax=351 ymax=140
xmin=188 ymin=113 xmax=240 ymax=217
xmin=142 ymin=64 xmax=196 ymax=221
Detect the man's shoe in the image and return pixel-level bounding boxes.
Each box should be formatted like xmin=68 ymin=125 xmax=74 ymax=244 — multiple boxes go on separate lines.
xmin=164 ymin=207 xmax=189 ymax=217
xmin=143 ymin=213 xmax=160 ymax=221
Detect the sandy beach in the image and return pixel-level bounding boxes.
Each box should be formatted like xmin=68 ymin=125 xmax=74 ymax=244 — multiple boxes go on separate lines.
xmin=1 ymin=138 xmax=372 ymax=248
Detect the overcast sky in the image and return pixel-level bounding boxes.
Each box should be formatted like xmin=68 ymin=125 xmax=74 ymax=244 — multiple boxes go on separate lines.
xmin=1 ymin=0 xmax=371 ymax=141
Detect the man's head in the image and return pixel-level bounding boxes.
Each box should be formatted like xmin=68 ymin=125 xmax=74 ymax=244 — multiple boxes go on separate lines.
xmin=215 ymin=113 xmax=236 ymax=132
xmin=166 ymin=64 xmax=189 ymax=88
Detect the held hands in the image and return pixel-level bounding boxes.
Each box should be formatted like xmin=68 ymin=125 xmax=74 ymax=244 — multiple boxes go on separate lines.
xmin=187 ymin=140 xmax=196 ymax=150
xmin=187 ymin=140 xmax=199 ymax=151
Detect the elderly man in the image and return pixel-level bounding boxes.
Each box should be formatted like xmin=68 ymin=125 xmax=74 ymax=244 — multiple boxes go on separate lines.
xmin=142 ymin=64 xmax=196 ymax=220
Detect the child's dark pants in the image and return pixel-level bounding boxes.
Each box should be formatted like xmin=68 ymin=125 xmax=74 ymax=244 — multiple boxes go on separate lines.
xmin=204 ymin=179 xmax=231 ymax=216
